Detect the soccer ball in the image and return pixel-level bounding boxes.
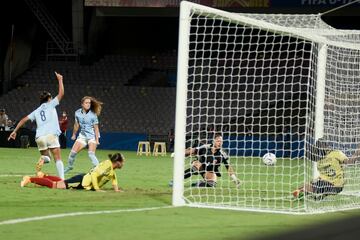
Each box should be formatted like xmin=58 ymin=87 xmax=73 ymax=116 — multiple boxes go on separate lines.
xmin=262 ymin=153 xmax=277 ymax=166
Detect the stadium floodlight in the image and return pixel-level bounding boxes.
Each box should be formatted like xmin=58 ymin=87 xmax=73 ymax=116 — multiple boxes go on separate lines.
xmin=173 ymin=1 xmax=360 ymax=214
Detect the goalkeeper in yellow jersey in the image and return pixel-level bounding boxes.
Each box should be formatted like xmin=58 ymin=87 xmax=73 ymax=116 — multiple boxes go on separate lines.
xmin=293 ymin=139 xmax=348 ymax=200
xmin=20 ymin=153 xmax=125 ymax=192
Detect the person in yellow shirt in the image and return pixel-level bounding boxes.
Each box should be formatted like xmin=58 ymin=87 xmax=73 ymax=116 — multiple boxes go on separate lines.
xmin=293 ymin=139 xmax=348 ymax=200
xmin=20 ymin=152 xmax=125 ymax=192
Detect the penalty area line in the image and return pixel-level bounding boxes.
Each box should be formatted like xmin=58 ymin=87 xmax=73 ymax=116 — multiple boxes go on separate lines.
xmin=0 ymin=206 xmax=174 ymax=225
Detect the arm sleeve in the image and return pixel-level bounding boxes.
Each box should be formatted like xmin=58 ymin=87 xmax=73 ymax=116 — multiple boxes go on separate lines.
xmin=49 ymin=97 xmax=59 ymax=108
xmin=223 ymin=158 xmax=230 ymax=170
xmin=337 ymin=151 xmax=348 ymax=163
xmin=196 ymin=144 xmax=210 ymax=155
xmin=27 ymin=110 xmax=36 ymax=122
xmin=221 ymin=150 xmax=230 ymax=169
xmin=90 ymin=162 xmax=107 ymax=190
xmin=90 ymin=171 xmax=100 ymax=190
xmin=92 ymin=114 xmax=99 ymax=125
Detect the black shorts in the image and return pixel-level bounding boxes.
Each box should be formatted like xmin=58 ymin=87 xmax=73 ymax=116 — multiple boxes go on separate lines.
xmin=64 ymin=173 xmax=86 ymax=189
xmin=311 ymin=180 xmax=343 ymax=195
xmin=199 ymin=163 xmax=222 ymax=177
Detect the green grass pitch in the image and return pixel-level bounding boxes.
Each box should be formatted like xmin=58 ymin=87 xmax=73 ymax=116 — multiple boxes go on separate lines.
xmin=0 ymin=147 xmax=360 ymax=240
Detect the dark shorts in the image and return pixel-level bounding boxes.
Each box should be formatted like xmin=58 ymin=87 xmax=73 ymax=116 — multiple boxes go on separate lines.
xmin=64 ymin=173 xmax=86 ymax=189
xmin=199 ymin=164 xmax=222 ymax=177
xmin=193 ymin=160 xmax=222 ymax=177
xmin=311 ymin=180 xmax=343 ymax=195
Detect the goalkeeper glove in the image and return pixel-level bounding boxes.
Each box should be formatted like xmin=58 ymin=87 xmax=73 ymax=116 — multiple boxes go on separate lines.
xmin=230 ymin=174 xmax=241 ymax=187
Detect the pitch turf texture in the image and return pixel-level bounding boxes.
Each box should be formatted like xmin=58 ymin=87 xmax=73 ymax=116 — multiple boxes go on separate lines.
xmin=0 ymin=148 xmax=360 ymax=240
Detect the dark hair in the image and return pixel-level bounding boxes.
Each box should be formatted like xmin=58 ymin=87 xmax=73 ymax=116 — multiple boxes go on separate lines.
xmin=40 ymin=91 xmax=52 ymax=104
xmin=109 ymin=153 xmax=125 ymax=163
xmin=0 ymin=109 xmax=4 ymax=113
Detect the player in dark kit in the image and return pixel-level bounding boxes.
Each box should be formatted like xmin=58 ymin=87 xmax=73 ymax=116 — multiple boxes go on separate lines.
xmin=182 ymin=133 xmax=241 ymax=188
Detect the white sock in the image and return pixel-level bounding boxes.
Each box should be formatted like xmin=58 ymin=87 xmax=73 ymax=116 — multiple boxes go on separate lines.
xmin=88 ymin=151 xmax=99 ymax=167
xmin=67 ymin=151 xmax=77 ymax=167
xmin=55 ymin=160 xmax=65 ymax=179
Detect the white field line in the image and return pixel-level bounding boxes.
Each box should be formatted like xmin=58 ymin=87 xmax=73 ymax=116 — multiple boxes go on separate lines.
xmin=0 ymin=206 xmax=174 ymax=225
xmin=0 ymin=174 xmax=25 ymax=177
xmin=0 ymin=173 xmax=82 ymax=178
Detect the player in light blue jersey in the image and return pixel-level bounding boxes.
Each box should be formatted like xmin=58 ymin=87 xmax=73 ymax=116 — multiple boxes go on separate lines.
xmin=64 ymin=96 xmax=103 ymax=173
xmin=8 ymin=72 xmax=65 ymax=179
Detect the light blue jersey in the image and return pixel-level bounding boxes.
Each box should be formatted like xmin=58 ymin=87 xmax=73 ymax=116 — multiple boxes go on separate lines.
xmin=74 ymin=108 xmax=99 ymax=139
xmin=28 ymin=97 xmax=61 ymax=138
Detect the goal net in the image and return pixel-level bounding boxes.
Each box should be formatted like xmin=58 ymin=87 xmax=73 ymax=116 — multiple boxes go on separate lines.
xmin=173 ymin=1 xmax=360 ymax=214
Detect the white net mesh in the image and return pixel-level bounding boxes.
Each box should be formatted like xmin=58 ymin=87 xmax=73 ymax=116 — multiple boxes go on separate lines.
xmin=174 ymin=2 xmax=360 ymax=213
xmin=237 ymin=13 xmax=333 ymax=29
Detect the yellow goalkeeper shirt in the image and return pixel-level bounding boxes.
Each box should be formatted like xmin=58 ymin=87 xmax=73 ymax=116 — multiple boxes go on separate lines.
xmin=317 ymin=150 xmax=347 ymax=187
xmin=82 ymin=160 xmax=118 ymax=190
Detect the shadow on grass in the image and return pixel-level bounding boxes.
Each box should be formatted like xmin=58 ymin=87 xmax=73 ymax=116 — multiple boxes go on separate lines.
xmin=246 ymin=214 xmax=360 ymax=240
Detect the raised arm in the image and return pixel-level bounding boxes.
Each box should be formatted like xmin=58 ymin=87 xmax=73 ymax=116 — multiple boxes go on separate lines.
xmin=8 ymin=116 xmax=29 ymax=141
xmin=55 ymin=72 xmax=64 ymax=101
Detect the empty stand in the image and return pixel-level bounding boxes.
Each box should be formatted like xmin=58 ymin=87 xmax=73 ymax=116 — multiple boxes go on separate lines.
xmin=0 ymin=53 xmax=177 ymax=135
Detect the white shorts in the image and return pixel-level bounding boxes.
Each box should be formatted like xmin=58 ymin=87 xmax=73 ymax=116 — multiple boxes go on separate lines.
xmin=36 ymin=134 xmax=60 ymax=151
xmin=76 ymin=134 xmax=97 ymax=146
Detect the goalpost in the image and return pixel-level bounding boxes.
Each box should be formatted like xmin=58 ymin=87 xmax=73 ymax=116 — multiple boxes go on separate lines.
xmin=173 ymin=1 xmax=360 ymax=213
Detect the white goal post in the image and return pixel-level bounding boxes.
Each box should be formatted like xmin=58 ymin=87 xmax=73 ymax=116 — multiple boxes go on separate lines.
xmin=173 ymin=1 xmax=360 ymax=214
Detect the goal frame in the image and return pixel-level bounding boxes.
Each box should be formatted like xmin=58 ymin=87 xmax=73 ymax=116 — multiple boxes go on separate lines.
xmin=172 ymin=1 xmax=360 ymax=214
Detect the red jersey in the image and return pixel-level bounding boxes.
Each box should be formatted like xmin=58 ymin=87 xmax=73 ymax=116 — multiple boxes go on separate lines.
xmin=59 ymin=116 xmax=68 ymax=132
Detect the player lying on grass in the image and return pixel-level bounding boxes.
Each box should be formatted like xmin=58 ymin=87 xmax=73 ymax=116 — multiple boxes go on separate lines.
xmin=21 ymin=153 xmax=125 ymax=192
xmin=293 ymin=139 xmax=348 ymax=200
xmin=172 ymin=133 xmax=240 ymax=188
